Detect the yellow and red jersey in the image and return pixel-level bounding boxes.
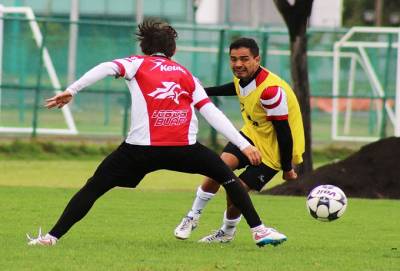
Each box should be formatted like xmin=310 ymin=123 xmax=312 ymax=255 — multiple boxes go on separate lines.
xmin=233 ymin=67 xmax=305 ymax=170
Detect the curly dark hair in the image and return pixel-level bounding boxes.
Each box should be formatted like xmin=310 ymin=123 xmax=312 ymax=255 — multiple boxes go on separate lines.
xmin=136 ymin=19 xmax=178 ymax=58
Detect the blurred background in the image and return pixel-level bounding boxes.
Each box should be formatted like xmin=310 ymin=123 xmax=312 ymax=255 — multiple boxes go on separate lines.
xmin=0 ymin=0 xmax=399 ymax=147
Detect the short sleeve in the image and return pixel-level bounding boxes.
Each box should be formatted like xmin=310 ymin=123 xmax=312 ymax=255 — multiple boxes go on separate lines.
xmin=112 ymin=56 xmax=144 ymax=80
xmin=260 ymin=86 xmax=289 ymax=120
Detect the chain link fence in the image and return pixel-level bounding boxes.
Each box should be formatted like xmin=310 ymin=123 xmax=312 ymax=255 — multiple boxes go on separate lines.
xmin=0 ymin=16 xmax=398 ymax=145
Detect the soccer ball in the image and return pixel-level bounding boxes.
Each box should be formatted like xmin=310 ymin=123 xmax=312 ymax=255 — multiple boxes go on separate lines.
xmin=306 ymin=184 xmax=347 ymax=222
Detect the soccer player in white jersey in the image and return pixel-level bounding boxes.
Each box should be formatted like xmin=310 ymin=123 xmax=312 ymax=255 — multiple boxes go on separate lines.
xmin=27 ymin=21 xmax=287 ymax=247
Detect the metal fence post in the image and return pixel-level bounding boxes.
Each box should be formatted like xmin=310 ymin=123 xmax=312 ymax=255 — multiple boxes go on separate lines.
xmin=10 ymin=7 xmax=25 ymax=123
xmin=210 ymin=28 xmax=225 ymax=148
xmin=261 ymin=31 xmax=269 ymax=67
xmin=0 ymin=6 xmax=3 ymax=120
xmin=191 ymin=4 xmax=198 ymax=76
xmin=31 ymin=20 xmax=48 ymax=138
xmin=104 ymin=81 xmax=110 ymax=126
xmin=215 ymin=29 xmax=225 ymax=92
xmin=122 ymin=92 xmax=130 ymax=138
xmin=380 ymin=33 xmax=394 ymax=138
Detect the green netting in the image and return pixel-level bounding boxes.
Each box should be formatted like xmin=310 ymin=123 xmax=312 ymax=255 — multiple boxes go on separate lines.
xmin=0 ymin=16 xmax=398 ymax=143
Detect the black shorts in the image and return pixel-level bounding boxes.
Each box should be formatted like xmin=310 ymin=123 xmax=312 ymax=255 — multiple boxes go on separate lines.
xmin=223 ymin=133 xmax=278 ymax=192
xmin=90 ymin=141 xmax=240 ymax=189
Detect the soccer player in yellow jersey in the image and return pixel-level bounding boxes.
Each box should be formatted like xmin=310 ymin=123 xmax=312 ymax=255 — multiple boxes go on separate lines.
xmin=174 ymin=37 xmax=305 ymax=243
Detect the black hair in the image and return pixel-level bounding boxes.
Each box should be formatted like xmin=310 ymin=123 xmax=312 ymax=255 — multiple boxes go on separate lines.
xmin=136 ymin=19 xmax=178 ymax=58
xmin=229 ymin=37 xmax=259 ymax=57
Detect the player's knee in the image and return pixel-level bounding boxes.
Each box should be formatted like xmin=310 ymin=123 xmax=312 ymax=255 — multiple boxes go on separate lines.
xmin=201 ymin=178 xmax=220 ymax=194
xmin=220 ymin=152 xmax=240 ymax=169
xmin=84 ymin=175 xmax=114 ymax=194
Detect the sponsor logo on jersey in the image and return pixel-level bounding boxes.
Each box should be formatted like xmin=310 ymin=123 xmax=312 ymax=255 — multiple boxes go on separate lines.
xmin=148 ymin=82 xmax=189 ymax=105
xmin=150 ymin=59 xmax=187 ymax=74
xmin=151 ymin=110 xmax=188 ymax=126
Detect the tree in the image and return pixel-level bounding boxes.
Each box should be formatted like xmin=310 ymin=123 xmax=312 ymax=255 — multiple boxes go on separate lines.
xmin=343 ymin=0 xmax=400 ymax=26
xmin=273 ymin=0 xmax=314 ymax=175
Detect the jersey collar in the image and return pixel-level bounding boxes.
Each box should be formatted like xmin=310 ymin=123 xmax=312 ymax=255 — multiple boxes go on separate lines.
xmin=238 ymin=66 xmax=262 ymax=88
xmin=151 ymin=53 xmax=169 ymax=59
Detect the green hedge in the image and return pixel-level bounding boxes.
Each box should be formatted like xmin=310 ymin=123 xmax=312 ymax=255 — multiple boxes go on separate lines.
xmin=0 ymin=140 xmax=356 ymax=162
xmin=0 ymin=140 xmax=117 ymax=159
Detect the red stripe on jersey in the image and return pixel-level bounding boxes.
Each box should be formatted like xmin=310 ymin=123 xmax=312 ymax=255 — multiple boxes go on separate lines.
xmin=255 ymin=69 xmax=269 ymax=87
xmin=194 ymin=98 xmax=211 ymax=110
xmin=262 ymin=91 xmax=282 ymax=109
xmin=261 ymin=86 xmax=279 ymax=100
xmin=267 ymin=115 xmax=288 ymax=121
xmin=112 ymin=61 xmax=126 ymax=77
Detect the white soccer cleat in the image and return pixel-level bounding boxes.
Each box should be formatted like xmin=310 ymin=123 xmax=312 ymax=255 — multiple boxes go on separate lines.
xmin=27 ymin=228 xmax=57 ymax=246
xmin=198 ymin=229 xmax=234 ymax=243
xmin=252 ymin=226 xmax=287 ymax=247
xmin=174 ymin=216 xmax=198 ymax=240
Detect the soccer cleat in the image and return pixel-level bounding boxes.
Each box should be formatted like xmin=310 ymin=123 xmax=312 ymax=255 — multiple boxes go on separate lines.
xmin=198 ymin=229 xmax=234 ymax=243
xmin=174 ymin=216 xmax=198 ymax=240
xmin=27 ymin=227 xmax=57 ymax=246
xmin=252 ymin=226 xmax=287 ymax=247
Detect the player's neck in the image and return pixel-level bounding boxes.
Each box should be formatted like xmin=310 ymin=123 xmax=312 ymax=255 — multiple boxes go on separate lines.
xmin=151 ymin=52 xmax=169 ymax=59
xmin=239 ymin=66 xmax=262 ymax=88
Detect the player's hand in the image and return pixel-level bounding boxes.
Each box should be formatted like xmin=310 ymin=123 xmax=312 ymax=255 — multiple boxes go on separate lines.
xmin=283 ymin=169 xmax=298 ymax=181
xmin=241 ymin=145 xmax=262 ymax=166
xmin=45 ymin=90 xmax=73 ymax=109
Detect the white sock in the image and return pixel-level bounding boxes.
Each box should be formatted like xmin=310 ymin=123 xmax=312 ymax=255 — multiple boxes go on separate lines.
xmin=187 ymin=186 xmax=215 ymax=219
xmin=221 ymin=211 xmax=241 ymax=236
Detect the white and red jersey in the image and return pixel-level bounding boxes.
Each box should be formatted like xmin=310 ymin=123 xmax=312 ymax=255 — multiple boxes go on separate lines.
xmin=66 ymin=55 xmax=251 ymax=150
xmin=112 ymin=55 xmax=210 ymax=146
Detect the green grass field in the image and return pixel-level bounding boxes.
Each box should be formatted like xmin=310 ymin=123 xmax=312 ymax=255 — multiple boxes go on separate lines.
xmin=1 ymin=158 xmax=399 ymax=271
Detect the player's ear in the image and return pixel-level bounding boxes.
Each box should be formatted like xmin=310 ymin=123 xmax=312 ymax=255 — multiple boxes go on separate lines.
xmin=255 ymin=55 xmax=261 ymax=63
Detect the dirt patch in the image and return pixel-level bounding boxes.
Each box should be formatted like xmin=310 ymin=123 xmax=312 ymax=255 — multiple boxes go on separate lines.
xmin=264 ymin=137 xmax=400 ymax=199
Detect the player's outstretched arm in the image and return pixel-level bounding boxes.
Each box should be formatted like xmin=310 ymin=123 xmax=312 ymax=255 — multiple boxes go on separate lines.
xmin=45 ymin=62 xmax=120 ymax=109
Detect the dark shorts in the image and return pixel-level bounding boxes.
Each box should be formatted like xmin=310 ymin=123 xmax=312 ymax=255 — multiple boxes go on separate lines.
xmin=90 ymin=141 xmax=240 ymax=189
xmin=223 ymin=133 xmax=279 ymax=192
